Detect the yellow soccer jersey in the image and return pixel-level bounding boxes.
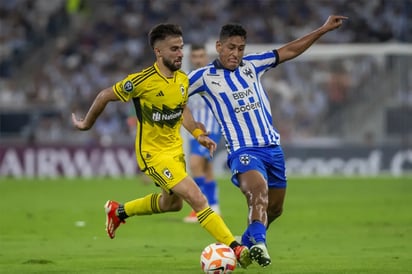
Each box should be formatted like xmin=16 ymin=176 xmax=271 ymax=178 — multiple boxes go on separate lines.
xmin=113 ymin=63 xmax=189 ymax=171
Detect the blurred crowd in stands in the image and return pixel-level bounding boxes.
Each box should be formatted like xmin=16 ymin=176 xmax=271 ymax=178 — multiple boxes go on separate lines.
xmin=0 ymin=0 xmax=411 ymax=145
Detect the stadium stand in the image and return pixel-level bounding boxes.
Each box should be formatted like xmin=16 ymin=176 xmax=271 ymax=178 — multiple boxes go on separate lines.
xmin=0 ymin=0 xmax=411 ymax=146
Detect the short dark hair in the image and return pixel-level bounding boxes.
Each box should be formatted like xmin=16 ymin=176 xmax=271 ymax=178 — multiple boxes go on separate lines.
xmin=148 ymin=23 xmax=182 ymax=49
xmin=190 ymin=44 xmax=205 ymax=51
xmin=219 ymin=24 xmax=247 ymax=41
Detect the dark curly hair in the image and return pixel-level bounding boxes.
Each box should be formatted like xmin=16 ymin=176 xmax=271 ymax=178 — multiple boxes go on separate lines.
xmin=148 ymin=23 xmax=182 ymax=49
xmin=219 ymin=24 xmax=247 ymax=41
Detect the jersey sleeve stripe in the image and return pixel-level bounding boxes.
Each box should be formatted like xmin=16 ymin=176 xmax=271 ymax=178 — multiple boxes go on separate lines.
xmin=132 ymin=70 xmax=156 ymax=86
xmin=244 ymin=51 xmax=274 ymax=61
xmin=131 ymin=66 xmax=155 ymax=83
xmin=113 ymin=85 xmax=127 ymax=102
xmin=245 ymin=51 xmax=279 ymax=75
xmin=272 ymin=49 xmax=280 ymax=67
xmin=189 ymin=69 xmax=204 ymax=85
xmin=188 ymin=69 xmax=206 ymax=96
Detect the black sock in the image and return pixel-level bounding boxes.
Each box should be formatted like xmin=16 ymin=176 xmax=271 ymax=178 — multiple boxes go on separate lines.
xmin=116 ymin=204 xmax=129 ymax=220
xmin=229 ymin=241 xmax=241 ymax=249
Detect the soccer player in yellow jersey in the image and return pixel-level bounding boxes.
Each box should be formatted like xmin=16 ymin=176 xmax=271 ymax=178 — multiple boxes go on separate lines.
xmin=71 ymin=23 xmax=251 ymax=268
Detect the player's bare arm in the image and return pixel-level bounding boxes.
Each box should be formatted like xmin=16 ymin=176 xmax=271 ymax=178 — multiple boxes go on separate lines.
xmin=182 ymin=104 xmax=205 ymax=134
xmin=182 ymin=105 xmax=217 ymax=157
xmin=72 ymin=87 xmax=119 ymax=130
xmin=277 ymin=15 xmax=348 ymax=64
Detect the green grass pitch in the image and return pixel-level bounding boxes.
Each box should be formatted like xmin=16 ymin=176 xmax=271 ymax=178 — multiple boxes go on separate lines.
xmin=0 ymin=176 xmax=411 ymax=273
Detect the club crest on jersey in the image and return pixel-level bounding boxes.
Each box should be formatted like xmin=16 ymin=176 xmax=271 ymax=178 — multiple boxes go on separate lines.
xmin=239 ymin=154 xmax=250 ymax=165
xmin=124 ymin=80 xmax=134 ymax=92
xmin=180 ymin=84 xmax=185 ymax=96
xmin=242 ymin=67 xmax=253 ymax=78
xmin=163 ymin=168 xmax=174 ymax=179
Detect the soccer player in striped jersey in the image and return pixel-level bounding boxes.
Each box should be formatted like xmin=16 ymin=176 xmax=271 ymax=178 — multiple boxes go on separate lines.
xmin=71 ymin=23 xmax=251 ymax=268
xmin=184 ymin=44 xmax=223 ymax=223
xmin=188 ymin=15 xmax=348 ymax=267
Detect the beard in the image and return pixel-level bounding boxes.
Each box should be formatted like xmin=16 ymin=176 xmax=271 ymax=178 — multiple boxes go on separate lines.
xmin=162 ymin=58 xmax=181 ymax=72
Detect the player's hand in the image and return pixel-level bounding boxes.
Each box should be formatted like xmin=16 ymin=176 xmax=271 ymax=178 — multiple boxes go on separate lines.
xmin=71 ymin=113 xmax=90 ymax=130
xmin=322 ymin=15 xmax=348 ymax=31
xmin=197 ymin=135 xmax=217 ymax=158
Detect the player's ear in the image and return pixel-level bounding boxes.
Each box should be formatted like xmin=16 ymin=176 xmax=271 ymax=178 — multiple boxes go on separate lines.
xmin=154 ymin=47 xmax=161 ymax=58
xmin=215 ymin=40 xmax=222 ymax=52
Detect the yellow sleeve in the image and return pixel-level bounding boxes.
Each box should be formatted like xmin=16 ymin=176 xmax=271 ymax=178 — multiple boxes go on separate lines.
xmin=112 ymin=74 xmax=140 ymax=102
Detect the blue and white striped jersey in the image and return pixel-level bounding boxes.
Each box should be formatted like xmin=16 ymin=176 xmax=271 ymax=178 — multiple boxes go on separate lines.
xmin=188 ymin=50 xmax=281 ymax=154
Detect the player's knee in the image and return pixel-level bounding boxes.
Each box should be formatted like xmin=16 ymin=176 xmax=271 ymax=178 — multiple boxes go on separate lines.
xmin=268 ymin=206 xmax=283 ymax=222
xmin=168 ymin=199 xmax=184 ymax=212
xmin=190 ymin=193 xmax=208 ymax=212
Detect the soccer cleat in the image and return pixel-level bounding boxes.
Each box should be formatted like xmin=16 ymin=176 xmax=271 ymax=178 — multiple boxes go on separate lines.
xmin=233 ymin=245 xmax=252 ymax=268
xmin=104 ymin=200 xmax=125 ymax=239
xmin=250 ymin=243 xmax=271 ymax=267
xmin=183 ymin=210 xmax=198 ymax=223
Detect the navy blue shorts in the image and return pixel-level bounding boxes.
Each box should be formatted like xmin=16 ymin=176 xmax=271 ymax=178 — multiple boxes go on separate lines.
xmin=227 ymin=145 xmax=287 ymax=188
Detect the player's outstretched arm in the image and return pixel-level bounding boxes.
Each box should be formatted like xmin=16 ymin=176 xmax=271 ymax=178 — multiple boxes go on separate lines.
xmin=72 ymin=87 xmax=119 ymax=130
xmin=277 ymin=15 xmax=348 ymax=64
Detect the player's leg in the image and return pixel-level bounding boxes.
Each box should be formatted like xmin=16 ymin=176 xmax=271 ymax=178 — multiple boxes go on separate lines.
xmin=267 ymin=187 xmax=286 ymax=228
xmin=115 ymin=167 xmax=186 ymax=218
xmin=172 ymin=176 xmax=251 ymax=268
xmin=189 ymin=154 xmax=207 ymax=190
xmin=238 ymin=170 xmax=273 ymax=268
xmin=203 ymin=132 xmax=222 ymax=214
xmin=227 ymin=148 xmax=271 ymax=267
xmin=123 ymin=188 xmax=183 ymax=216
xmin=171 ymin=175 xmax=206 ymax=211
xmin=184 ymin=153 xmax=206 ymax=223
xmin=105 ymin=153 xmax=187 ymax=239
xmin=203 ymin=160 xmax=220 ymax=214
xmin=237 ymin=170 xmax=269 ymax=244
xmin=266 ymin=145 xmax=287 ymax=228
xmin=238 ymin=170 xmax=268 ymax=225
xmin=237 ymin=170 xmax=271 ymax=267
xmin=247 ymin=145 xmax=287 ymax=266
xmin=104 ymin=189 xmax=183 ymax=239
xmin=203 ymin=132 xmax=222 ymax=213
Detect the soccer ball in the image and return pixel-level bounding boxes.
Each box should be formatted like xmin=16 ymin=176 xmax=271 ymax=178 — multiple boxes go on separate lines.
xmin=200 ymin=243 xmax=237 ymax=274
